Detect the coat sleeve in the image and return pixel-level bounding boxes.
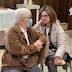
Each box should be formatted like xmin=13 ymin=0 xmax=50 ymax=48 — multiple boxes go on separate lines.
xmin=33 ymin=24 xmax=40 ymax=31
xmin=4 ymin=27 xmax=47 ymax=57
xmin=55 ymin=24 xmax=66 ymax=58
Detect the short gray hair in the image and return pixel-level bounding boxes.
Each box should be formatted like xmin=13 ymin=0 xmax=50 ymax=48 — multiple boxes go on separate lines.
xmin=15 ymin=8 xmax=31 ymax=24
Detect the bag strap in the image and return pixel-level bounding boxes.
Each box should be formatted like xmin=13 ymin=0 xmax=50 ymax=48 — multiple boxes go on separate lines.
xmin=47 ymin=24 xmax=57 ymax=52
xmin=48 ymin=24 xmax=52 ymax=42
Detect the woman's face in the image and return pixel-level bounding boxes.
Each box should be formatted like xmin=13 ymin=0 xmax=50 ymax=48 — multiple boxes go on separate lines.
xmin=23 ymin=13 xmax=31 ymax=22
xmin=22 ymin=13 xmax=32 ymax=28
xmin=40 ymin=11 xmax=50 ymax=24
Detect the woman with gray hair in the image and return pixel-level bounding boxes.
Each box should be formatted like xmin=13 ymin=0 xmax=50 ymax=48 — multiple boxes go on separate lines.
xmin=1 ymin=8 xmax=47 ymax=72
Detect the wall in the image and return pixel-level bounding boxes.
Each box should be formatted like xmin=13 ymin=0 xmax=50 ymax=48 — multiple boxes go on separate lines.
xmin=0 ymin=0 xmax=71 ymax=29
xmin=68 ymin=0 xmax=72 ymax=29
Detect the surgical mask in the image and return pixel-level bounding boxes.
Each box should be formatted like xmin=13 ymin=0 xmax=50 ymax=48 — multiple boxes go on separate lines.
xmin=28 ymin=19 xmax=33 ymax=27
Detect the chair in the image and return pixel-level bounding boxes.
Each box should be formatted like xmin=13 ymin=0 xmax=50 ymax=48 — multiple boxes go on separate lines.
xmin=0 ymin=31 xmax=6 ymax=49
xmin=66 ymin=57 xmax=72 ymax=72
xmin=37 ymin=41 xmax=49 ymax=72
xmin=60 ymin=22 xmax=68 ymax=30
xmin=57 ymin=34 xmax=72 ymax=72
xmin=65 ymin=33 xmax=72 ymax=72
xmin=57 ymin=53 xmax=72 ymax=72
xmin=37 ymin=41 xmax=49 ymax=64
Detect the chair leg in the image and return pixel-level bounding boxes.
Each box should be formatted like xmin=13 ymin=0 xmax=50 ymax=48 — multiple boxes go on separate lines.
xmin=66 ymin=66 xmax=67 ymax=72
xmin=70 ymin=61 xmax=72 ymax=72
xmin=67 ymin=61 xmax=72 ymax=72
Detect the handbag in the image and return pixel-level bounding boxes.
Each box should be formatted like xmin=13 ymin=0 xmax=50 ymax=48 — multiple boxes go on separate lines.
xmin=38 ymin=63 xmax=48 ymax=72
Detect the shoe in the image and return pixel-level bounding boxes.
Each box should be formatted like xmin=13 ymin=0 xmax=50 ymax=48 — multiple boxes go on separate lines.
xmin=62 ymin=63 xmax=68 ymax=70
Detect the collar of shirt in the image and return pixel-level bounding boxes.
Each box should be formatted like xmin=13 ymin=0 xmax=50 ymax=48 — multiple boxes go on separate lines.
xmin=46 ymin=27 xmax=50 ymax=40
xmin=19 ymin=25 xmax=29 ymax=59
xmin=19 ymin=25 xmax=26 ymax=33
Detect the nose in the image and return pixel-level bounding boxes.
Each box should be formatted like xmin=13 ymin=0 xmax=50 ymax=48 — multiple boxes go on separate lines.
xmin=41 ymin=17 xmax=45 ymax=19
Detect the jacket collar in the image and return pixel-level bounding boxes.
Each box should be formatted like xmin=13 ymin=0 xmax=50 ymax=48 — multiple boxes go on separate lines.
xmin=14 ymin=24 xmax=26 ymax=39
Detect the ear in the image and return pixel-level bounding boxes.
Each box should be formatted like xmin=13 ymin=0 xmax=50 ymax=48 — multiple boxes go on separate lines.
xmin=22 ymin=17 xmax=27 ymax=24
xmin=22 ymin=17 xmax=25 ymax=22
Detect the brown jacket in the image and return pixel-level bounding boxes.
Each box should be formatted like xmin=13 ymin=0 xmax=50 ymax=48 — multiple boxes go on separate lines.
xmin=2 ymin=24 xmax=48 ymax=71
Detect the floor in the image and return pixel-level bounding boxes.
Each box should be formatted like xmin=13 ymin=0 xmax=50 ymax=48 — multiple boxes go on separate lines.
xmin=0 ymin=49 xmax=4 ymax=72
xmin=0 ymin=30 xmax=72 ymax=72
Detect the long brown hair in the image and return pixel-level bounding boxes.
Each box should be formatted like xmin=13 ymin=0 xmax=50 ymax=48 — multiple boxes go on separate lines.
xmin=39 ymin=5 xmax=57 ymax=24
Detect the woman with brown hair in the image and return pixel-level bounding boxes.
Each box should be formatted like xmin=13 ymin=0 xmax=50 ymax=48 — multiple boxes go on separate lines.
xmin=34 ymin=5 xmax=68 ymax=72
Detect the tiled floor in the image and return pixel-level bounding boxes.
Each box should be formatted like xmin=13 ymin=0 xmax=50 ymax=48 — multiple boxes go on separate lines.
xmin=57 ymin=66 xmax=71 ymax=72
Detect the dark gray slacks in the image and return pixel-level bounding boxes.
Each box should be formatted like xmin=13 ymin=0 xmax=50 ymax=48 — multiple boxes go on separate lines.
xmin=45 ymin=56 xmax=57 ymax=72
xmin=2 ymin=65 xmax=43 ymax=72
xmin=2 ymin=69 xmax=24 ymax=72
xmin=28 ymin=65 xmax=43 ymax=72
xmin=45 ymin=49 xmax=68 ymax=72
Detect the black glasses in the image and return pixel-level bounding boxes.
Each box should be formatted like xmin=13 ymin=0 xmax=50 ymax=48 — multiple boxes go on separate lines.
xmin=41 ymin=15 xmax=49 ymax=18
xmin=24 ymin=16 xmax=32 ymax=19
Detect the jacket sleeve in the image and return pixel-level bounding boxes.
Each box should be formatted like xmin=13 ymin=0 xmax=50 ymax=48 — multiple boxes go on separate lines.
xmin=31 ymin=27 xmax=47 ymax=44
xmin=33 ymin=24 xmax=40 ymax=31
xmin=4 ymin=27 xmax=47 ymax=57
xmin=31 ymin=28 xmax=49 ymax=64
xmin=55 ymin=24 xmax=66 ymax=58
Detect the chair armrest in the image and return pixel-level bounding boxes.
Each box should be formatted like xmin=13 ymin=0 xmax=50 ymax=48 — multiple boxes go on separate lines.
xmin=37 ymin=42 xmax=49 ymax=64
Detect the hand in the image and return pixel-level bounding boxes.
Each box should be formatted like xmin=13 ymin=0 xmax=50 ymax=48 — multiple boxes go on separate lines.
xmin=37 ymin=20 xmax=43 ymax=26
xmin=54 ymin=57 xmax=66 ymax=65
xmin=34 ymin=40 xmax=43 ymax=51
xmin=54 ymin=57 xmax=62 ymax=65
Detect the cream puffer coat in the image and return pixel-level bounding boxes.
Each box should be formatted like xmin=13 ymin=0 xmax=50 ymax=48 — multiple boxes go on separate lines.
xmin=33 ymin=20 xmax=67 ymax=58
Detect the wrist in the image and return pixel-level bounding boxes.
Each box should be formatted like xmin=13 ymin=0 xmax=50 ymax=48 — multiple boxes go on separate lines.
xmin=54 ymin=56 xmax=61 ymax=59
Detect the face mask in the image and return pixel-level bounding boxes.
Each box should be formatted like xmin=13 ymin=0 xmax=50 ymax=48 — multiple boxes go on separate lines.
xmin=28 ymin=19 xmax=33 ymax=27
